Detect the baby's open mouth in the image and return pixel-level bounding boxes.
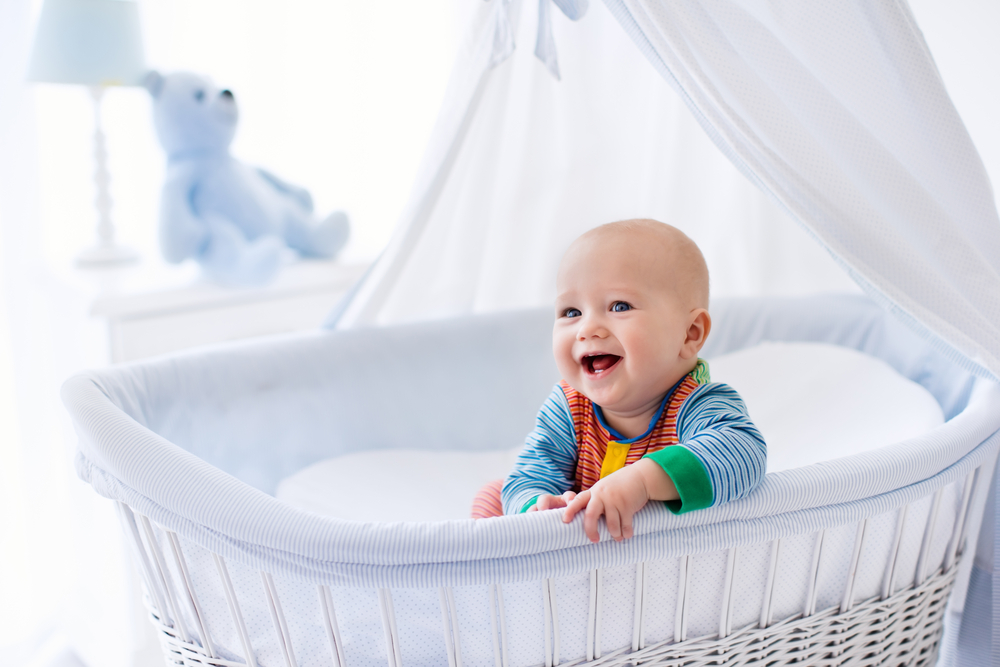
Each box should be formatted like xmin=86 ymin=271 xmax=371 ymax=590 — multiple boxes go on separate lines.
xmin=584 ymin=354 xmax=622 ymax=375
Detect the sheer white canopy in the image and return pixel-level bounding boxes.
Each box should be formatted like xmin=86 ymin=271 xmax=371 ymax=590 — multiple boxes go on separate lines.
xmin=337 ymin=0 xmax=1000 ymax=387
xmin=333 ymin=0 xmax=1000 ymax=661
xmin=334 ymin=0 xmax=857 ymax=327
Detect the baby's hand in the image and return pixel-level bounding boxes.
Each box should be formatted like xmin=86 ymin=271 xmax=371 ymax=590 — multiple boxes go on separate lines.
xmin=563 ymin=459 xmax=677 ymax=542
xmin=527 ymin=491 xmax=578 ymax=512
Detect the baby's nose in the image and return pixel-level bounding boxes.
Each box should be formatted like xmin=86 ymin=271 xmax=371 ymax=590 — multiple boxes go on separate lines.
xmin=577 ymin=322 xmax=607 ymax=339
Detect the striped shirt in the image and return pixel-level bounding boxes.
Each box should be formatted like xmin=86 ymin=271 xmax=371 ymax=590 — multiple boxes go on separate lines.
xmin=501 ymin=360 xmax=766 ymax=515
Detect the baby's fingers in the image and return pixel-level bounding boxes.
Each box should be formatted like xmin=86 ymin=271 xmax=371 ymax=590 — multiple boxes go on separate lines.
xmin=535 ymin=494 xmax=566 ymax=511
xmin=563 ymin=490 xmax=590 ymax=523
xmin=621 ymin=509 xmax=634 ymax=540
xmin=583 ymin=497 xmax=605 ymax=542
xmin=605 ymin=506 xmax=624 ymax=541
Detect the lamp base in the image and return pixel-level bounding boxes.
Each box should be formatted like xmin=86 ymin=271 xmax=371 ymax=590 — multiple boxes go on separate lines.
xmin=75 ymin=243 xmax=140 ymax=268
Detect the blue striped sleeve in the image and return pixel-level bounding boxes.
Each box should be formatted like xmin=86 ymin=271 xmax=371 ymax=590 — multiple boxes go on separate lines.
xmin=673 ymin=383 xmax=767 ymax=508
xmin=501 ymin=384 xmax=578 ymax=514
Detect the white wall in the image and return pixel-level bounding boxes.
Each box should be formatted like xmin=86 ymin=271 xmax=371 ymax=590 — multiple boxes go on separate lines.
xmin=32 ymin=0 xmax=462 ymax=270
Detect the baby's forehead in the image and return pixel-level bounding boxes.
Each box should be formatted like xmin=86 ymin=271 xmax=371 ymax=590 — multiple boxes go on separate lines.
xmin=560 ymin=241 xmax=675 ymax=290
xmin=571 ymin=226 xmax=686 ymax=271
xmin=561 ymin=221 xmax=708 ymax=305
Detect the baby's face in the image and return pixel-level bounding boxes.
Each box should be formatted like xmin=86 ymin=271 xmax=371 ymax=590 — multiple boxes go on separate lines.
xmin=553 ymin=230 xmax=703 ymax=416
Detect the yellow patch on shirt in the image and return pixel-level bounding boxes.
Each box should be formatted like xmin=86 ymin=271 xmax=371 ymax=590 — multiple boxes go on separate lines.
xmin=599 ymin=441 xmax=632 ymax=479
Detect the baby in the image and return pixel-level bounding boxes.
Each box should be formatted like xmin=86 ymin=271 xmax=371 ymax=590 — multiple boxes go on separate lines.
xmin=472 ymin=219 xmax=765 ymax=542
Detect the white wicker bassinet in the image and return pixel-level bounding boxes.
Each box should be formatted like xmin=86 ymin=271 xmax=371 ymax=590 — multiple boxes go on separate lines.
xmin=63 ymin=295 xmax=1000 ymax=667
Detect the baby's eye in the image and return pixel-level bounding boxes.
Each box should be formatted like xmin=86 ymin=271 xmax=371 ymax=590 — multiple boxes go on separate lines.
xmin=611 ymin=301 xmax=632 ymax=313
xmin=563 ymin=308 xmax=582 ymax=318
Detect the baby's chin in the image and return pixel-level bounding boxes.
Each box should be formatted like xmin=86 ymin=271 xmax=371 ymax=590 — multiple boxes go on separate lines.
xmin=572 ymin=378 xmax=628 ymax=409
xmin=576 ymin=375 xmax=677 ymax=415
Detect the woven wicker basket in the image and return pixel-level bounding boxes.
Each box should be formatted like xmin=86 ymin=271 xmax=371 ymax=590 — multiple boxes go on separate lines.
xmin=118 ymin=467 xmax=975 ymax=667
xmin=145 ymin=562 xmax=956 ymax=667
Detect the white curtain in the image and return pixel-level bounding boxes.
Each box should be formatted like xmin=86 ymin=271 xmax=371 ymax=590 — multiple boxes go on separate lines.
xmin=337 ymin=0 xmax=857 ymax=328
xmin=603 ymin=0 xmax=1000 ymax=383
xmin=342 ymin=0 xmax=1000 ymax=384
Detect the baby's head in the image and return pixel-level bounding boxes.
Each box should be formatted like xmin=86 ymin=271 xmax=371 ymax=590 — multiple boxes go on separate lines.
xmin=553 ymin=219 xmax=711 ymax=415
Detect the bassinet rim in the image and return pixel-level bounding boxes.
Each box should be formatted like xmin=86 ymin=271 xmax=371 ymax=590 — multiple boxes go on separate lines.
xmin=78 ymin=425 xmax=999 ymax=591
xmin=62 ymin=296 xmax=1000 ymax=588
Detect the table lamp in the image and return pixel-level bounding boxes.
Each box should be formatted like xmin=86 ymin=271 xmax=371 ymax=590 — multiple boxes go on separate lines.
xmin=27 ymin=0 xmax=147 ymax=267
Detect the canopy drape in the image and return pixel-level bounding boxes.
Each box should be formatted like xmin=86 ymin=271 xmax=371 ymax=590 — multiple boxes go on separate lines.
xmin=330 ymin=0 xmax=857 ymax=328
xmin=332 ymin=0 xmax=1000 ymax=661
xmin=604 ymin=0 xmax=1000 ymax=384
xmin=339 ymin=0 xmax=1000 ymax=383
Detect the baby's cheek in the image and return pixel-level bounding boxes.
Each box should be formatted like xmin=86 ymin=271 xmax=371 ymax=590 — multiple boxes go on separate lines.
xmin=554 ymin=357 xmax=577 ymax=382
xmin=552 ymin=338 xmax=578 ymax=378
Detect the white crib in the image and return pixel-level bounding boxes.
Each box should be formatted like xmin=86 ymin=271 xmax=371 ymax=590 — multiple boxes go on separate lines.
xmin=63 ymin=295 xmax=1000 ymax=667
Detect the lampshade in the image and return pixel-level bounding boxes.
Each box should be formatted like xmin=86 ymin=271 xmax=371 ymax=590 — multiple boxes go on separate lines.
xmin=27 ymin=0 xmax=146 ymax=86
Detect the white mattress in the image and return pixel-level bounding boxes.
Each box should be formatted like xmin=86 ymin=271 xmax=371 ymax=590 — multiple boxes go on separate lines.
xmin=276 ymin=342 xmax=944 ymax=522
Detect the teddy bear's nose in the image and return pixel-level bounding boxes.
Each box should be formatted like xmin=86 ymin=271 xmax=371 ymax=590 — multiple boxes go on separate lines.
xmin=220 ymin=89 xmax=234 ymax=101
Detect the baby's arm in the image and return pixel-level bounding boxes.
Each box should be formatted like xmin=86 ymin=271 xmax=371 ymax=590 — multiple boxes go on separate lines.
xmin=564 ymin=383 xmax=765 ymax=541
xmin=656 ymin=382 xmax=766 ymax=511
xmin=502 ymin=385 xmax=579 ymax=514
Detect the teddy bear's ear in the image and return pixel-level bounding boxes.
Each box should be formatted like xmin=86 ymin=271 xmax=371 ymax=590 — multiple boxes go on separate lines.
xmin=143 ymin=70 xmax=164 ymax=98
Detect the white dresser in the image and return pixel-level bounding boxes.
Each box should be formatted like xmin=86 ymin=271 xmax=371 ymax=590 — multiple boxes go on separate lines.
xmin=87 ymin=259 xmax=367 ymax=363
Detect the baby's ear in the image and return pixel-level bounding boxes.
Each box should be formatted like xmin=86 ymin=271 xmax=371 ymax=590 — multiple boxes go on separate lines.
xmin=143 ymin=70 xmax=164 ymax=98
xmin=684 ymin=309 xmax=712 ymax=356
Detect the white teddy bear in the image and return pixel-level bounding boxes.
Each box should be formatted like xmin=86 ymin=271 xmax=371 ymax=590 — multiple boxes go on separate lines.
xmin=145 ymin=71 xmax=349 ymax=285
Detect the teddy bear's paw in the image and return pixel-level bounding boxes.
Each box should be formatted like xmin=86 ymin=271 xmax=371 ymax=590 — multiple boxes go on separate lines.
xmin=292 ymin=211 xmax=350 ymax=259
xmin=227 ymin=236 xmax=284 ymax=286
xmin=201 ymin=229 xmax=283 ymax=287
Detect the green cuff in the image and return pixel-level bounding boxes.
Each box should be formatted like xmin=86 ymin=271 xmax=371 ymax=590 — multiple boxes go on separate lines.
xmin=520 ymin=495 xmax=539 ymax=513
xmin=643 ymin=446 xmax=713 ymax=514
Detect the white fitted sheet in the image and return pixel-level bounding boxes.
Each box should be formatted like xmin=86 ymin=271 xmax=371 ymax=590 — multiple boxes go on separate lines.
xmin=277 ymin=342 xmax=944 ymax=521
